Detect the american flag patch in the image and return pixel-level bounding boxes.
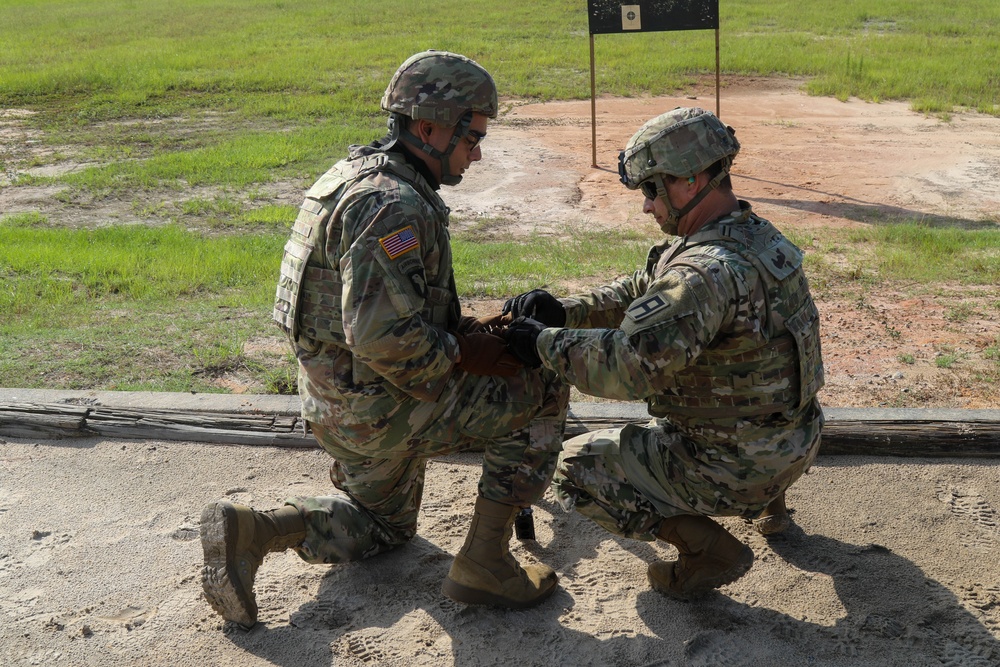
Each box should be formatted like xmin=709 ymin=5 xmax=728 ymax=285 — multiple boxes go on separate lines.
xmin=379 ymin=226 xmax=419 ymax=259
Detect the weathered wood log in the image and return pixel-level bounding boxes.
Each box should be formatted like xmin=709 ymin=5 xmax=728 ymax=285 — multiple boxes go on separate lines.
xmin=812 ymin=420 xmax=1000 ymax=456
xmin=1 ymin=401 xmax=999 ymax=456
xmin=0 ymin=403 xmax=94 ymax=439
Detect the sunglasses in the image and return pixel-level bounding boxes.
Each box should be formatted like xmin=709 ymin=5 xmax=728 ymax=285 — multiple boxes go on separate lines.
xmin=465 ymin=129 xmax=486 ymax=150
xmin=639 ymin=179 xmax=659 ymax=200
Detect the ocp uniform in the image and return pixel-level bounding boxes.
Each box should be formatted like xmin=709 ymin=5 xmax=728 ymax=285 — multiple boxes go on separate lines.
xmin=547 ymin=203 xmax=824 ymax=540
xmin=274 ymin=144 xmax=568 ymax=563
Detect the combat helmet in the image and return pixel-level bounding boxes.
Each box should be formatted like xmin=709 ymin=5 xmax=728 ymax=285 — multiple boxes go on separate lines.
xmin=381 ymin=50 xmax=498 ymax=185
xmin=618 ymin=107 xmax=740 ymax=234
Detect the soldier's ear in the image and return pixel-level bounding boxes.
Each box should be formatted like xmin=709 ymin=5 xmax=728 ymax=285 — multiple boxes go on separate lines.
xmin=416 ymin=119 xmax=436 ymax=143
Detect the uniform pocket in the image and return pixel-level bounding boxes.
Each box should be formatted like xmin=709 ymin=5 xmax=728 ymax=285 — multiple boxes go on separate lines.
xmin=784 ymin=298 xmax=825 ymax=407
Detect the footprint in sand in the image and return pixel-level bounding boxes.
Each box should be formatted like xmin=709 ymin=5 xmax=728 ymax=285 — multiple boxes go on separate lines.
xmin=936 ymin=483 xmax=1000 ymax=550
xmin=23 ymin=530 xmax=73 ymax=568
xmin=0 ymin=488 xmax=17 ymax=514
xmin=684 ymin=630 xmax=753 ymax=667
xmin=170 ymin=516 xmax=200 ymax=542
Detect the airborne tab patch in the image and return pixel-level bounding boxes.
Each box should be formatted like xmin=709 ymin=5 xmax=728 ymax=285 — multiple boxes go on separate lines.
xmin=626 ymin=294 xmax=670 ymax=321
xmin=379 ymin=226 xmax=419 ymax=259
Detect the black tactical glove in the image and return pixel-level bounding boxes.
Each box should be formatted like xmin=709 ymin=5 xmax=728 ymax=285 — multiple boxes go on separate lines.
xmin=454 ymin=332 xmax=524 ymax=376
xmin=501 ymin=289 xmax=566 ymax=327
xmin=503 ymin=317 xmax=546 ymax=368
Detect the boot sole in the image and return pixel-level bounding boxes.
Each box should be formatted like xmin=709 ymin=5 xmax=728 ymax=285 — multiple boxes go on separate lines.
xmin=442 ymin=576 xmax=557 ymax=610
xmin=200 ymin=502 xmax=256 ymax=628
xmin=650 ymin=545 xmax=755 ymax=601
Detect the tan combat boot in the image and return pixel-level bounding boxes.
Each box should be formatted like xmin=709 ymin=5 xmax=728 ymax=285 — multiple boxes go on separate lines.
xmin=751 ymin=491 xmax=790 ymax=536
xmin=200 ymin=501 xmax=306 ymax=628
xmin=648 ymin=514 xmax=754 ymax=601
xmin=442 ymin=497 xmax=558 ymax=609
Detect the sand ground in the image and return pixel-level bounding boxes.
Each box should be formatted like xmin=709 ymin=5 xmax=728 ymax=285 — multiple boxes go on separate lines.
xmin=1 ymin=436 xmax=999 ymax=666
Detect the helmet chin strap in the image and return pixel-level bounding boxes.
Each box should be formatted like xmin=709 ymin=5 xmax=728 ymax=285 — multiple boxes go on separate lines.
xmin=653 ymin=168 xmax=730 ymax=235
xmin=397 ymin=113 xmax=473 ymax=186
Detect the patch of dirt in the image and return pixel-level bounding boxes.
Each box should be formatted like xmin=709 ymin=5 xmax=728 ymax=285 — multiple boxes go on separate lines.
xmin=452 ymin=77 xmax=1000 ymax=232
xmin=2 ymin=79 xmax=998 ymax=407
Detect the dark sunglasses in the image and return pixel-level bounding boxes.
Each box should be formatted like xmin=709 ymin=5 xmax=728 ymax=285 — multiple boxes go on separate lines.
xmin=639 ymin=179 xmax=659 ymax=200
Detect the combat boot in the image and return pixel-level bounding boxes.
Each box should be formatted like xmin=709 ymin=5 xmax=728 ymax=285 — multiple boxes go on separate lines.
xmin=751 ymin=491 xmax=790 ymax=536
xmin=442 ymin=496 xmax=558 ymax=609
xmin=200 ymin=501 xmax=306 ymax=628
xmin=648 ymin=514 xmax=754 ymax=601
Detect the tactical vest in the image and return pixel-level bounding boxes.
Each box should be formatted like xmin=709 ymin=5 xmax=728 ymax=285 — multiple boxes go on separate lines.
xmin=647 ymin=211 xmax=825 ymax=419
xmin=273 ymin=147 xmax=452 ymax=346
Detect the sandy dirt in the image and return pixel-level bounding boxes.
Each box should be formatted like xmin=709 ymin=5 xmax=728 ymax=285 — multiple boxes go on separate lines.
xmin=2 ymin=82 xmax=1000 ymax=667
xmin=1 ymin=438 xmax=999 ymax=667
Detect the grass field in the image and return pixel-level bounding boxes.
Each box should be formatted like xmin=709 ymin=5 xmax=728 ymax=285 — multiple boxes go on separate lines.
xmin=3 ymin=0 xmax=999 ymax=197
xmin=1 ymin=0 xmax=999 ymax=393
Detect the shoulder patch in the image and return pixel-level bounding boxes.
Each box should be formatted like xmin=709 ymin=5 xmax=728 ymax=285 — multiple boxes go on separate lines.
xmin=379 ymin=225 xmax=420 ymax=259
xmin=626 ymin=294 xmax=671 ymax=321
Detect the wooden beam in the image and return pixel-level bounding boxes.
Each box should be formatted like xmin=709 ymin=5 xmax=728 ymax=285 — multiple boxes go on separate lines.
xmin=2 ymin=401 xmax=999 ymax=456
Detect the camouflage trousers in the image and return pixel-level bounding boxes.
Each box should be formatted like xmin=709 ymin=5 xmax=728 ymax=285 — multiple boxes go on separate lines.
xmin=287 ymin=367 xmax=569 ymax=565
xmin=552 ymin=409 xmax=822 ymax=542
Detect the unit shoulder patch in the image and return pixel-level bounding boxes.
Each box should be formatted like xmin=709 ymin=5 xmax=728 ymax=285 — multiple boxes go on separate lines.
xmin=626 ymin=293 xmax=671 ymax=322
xmin=379 ymin=225 xmax=420 ymax=259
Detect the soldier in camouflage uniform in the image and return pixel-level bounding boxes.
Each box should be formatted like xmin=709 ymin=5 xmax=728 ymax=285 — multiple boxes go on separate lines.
xmin=199 ymin=51 xmax=569 ymax=628
xmin=504 ymin=107 xmax=824 ymax=600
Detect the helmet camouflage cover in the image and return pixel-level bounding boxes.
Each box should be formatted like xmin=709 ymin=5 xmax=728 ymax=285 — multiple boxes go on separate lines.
xmin=381 ymin=50 xmax=498 ymax=126
xmin=619 ymin=107 xmax=740 ymax=189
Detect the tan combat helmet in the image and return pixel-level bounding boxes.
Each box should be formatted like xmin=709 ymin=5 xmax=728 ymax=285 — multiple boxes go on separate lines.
xmin=619 ymin=107 xmax=740 ymax=233
xmin=381 ymin=50 xmax=498 ymax=185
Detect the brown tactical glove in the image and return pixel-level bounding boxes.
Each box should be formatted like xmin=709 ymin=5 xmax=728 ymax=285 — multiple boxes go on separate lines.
xmin=456 ymin=313 xmax=513 ymax=336
xmin=454 ymin=332 xmax=524 ymax=377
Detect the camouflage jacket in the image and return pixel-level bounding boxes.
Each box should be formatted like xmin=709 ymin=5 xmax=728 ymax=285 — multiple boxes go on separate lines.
xmin=537 ymin=202 xmax=824 ymax=440
xmin=275 ymin=144 xmax=462 ymax=427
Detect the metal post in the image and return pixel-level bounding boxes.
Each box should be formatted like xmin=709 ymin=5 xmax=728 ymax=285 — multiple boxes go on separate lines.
xmin=590 ymin=33 xmax=598 ymax=168
xmin=715 ymin=28 xmax=721 ymax=118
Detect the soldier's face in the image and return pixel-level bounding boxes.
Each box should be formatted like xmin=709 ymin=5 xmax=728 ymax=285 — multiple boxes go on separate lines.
xmin=642 ymin=175 xmax=695 ymax=234
xmin=643 ymin=193 xmax=671 ymax=232
xmin=641 ymin=178 xmax=674 ymax=219
xmin=450 ymin=113 xmax=488 ymax=173
xmin=424 ymin=113 xmax=488 ymax=183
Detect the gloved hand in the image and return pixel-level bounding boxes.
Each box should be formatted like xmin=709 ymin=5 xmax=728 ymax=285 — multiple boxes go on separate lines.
xmin=503 ymin=317 xmax=546 ymax=368
xmin=455 ymin=316 xmax=483 ymax=334
xmin=454 ymin=332 xmax=524 ymax=376
xmin=456 ymin=313 xmax=514 ymax=336
xmin=501 ymin=289 xmax=566 ymax=327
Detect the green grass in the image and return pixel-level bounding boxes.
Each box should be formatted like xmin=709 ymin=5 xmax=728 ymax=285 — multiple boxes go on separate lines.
xmin=0 ymin=218 xmax=287 ymax=391
xmin=986 ymin=343 xmax=1000 ymax=363
xmin=4 ymin=0 xmax=999 ymax=114
xmin=3 ymin=0 xmax=1000 ymax=202
xmin=0 ymin=223 xmax=280 ymax=313
xmin=1 ymin=215 xmax=996 ymax=391
xmin=935 ymin=350 xmax=963 ymax=369
xmin=808 ymin=224 xmax=1000 ymax=287
xmin=452 ymin=229 xmax=652 ymax=297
